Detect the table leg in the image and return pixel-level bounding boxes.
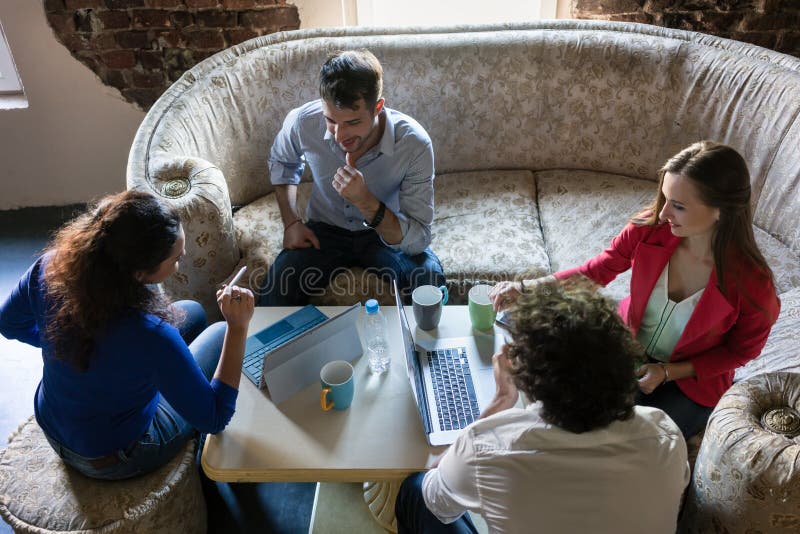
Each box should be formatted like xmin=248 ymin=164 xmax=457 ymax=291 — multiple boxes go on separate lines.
xmin=363 ymin=480 xmax=400 ymax=532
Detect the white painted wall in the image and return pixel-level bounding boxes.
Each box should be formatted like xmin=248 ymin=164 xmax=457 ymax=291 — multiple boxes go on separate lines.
xmin=356 ymin=0 xmax=557 ymax=26
xmin=0 ymin=1 xmax=145 ymax=210
xmin=293 ymin=0 xmax=357 ymax=28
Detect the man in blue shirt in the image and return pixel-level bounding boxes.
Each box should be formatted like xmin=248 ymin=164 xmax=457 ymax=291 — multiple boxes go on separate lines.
xmin=260 ymin=49 xmax=445 ymax=305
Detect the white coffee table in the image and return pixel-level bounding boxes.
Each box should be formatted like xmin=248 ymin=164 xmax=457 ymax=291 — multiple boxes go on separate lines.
xmin=201 ymin=305 xmax=508 ymax=529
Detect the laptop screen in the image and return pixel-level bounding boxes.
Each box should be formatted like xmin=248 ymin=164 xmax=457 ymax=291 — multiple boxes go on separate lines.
xmin=393 ymin=279 xmax=431 ymax=433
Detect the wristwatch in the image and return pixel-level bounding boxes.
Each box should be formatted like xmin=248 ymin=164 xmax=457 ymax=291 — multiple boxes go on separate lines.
xmin=362 ymin=201 xmax=386 ymax=229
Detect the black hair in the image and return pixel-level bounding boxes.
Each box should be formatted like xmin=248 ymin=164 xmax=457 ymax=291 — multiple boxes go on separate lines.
xmin=319 ymin=49 xmax=383 ymax=110
xmin=506 ymin=277 xmax=640 ymax=433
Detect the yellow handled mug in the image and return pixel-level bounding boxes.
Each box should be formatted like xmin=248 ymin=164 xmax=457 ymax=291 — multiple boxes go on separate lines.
xmin=319 ymin=360 xmax=354 ymax=411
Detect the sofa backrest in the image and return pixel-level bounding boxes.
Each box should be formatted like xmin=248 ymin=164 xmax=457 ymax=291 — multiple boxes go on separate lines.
xmin=129 ymin=21 xmax=800 ymax=256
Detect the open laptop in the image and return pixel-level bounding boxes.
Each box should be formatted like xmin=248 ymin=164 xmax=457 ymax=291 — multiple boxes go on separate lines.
xmin=393 ymin=279 xmax=496 ymax=446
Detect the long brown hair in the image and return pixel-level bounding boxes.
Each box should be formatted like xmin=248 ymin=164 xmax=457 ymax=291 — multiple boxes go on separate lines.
xmin=633 ymin=141 xmax=773 ymax=291
xmin=44 ymin=190 xmax=181 ymax=371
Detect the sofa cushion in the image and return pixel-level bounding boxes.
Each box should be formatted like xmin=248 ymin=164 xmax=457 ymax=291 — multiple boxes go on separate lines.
xmin=536 ymin=170 xmax=655 ymax=302
xmin=735 ymin=287 xmax=800 ymax=382
xmin=535 ymin=169 xmax=800 ymax=302
xmin=753 ymin=227 xmax=800 ymax=295
xmin=432 ymin=170 xmax=549 ymax=300
xmin=235 ymin=171 xmax=549 ymax=304
xmin=234 ymin=183 xmax=312 ymax=291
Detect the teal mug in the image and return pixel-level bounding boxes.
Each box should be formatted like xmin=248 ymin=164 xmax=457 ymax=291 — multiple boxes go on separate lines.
xmin=320 ymin=360 xmax=355 ymax=411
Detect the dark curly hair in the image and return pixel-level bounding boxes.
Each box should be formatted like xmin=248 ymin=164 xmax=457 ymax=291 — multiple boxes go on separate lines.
xmin=505 ymin=277 xmax=641 ymax=433
xmin=43 ymin=190 xmax=181 ymax=371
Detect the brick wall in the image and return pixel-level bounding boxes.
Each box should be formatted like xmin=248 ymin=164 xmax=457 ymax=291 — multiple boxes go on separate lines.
xmin=44 ymin=0 xmax=300 ymax=110
xmin=572 ymin=1 xmax=800 ymax=58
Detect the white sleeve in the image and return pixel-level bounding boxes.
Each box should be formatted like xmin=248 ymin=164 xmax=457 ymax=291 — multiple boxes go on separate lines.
xmin=421 ymin=429 xmax=482 ymax=524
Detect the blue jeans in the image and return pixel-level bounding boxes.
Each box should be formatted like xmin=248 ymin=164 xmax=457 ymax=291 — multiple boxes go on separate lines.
xmin=396 ymin=472 xmax=479 ymax=534
xmin=43 ymin=300 xmax=226 ymax=480
xmin=636 ymin=380 xmax=714 ymax=439
xmin=259 ymin=221 xmax=445 ymax=305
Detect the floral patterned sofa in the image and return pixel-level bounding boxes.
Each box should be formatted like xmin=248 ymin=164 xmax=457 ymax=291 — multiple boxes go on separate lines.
xmin=127 ymin=20 xmax=800 ymax=366
xmin=127 ymin=19 xmax=800 ymax=530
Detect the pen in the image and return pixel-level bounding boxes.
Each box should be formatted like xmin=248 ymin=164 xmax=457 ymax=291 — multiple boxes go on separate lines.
xmin=224 ymin=266 xmax=247 ymax=295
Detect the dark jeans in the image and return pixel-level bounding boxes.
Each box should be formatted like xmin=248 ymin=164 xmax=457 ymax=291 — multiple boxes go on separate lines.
xmin=396 ymin=472 xmax=479 ymax=534
xmin=43 ymin=300 xmax=226 ymax=480
xmin=258 ymin=221 xmax=445 ymax=306
xmin=636 ymin=380 xmax=714 ymax=439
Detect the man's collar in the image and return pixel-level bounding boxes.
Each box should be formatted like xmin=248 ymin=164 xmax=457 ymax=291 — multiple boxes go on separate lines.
xmin=377 ymin=108 xmax=395 ymax=156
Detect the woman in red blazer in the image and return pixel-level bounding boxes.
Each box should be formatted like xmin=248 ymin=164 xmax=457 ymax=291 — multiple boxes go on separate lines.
xmin=491 ymin=141 xmax=780 ymax=438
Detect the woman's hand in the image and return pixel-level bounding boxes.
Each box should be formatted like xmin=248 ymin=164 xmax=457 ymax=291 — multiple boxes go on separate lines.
xmin=216 ymin=286 xmax=255 ymax=331
xmin=213 ymin=286 xmax=255 ymax=389
xmin=489 ymin=281 xmax=523 ymax=311
xmin=636 ymin=363 xmax=666 ymax=395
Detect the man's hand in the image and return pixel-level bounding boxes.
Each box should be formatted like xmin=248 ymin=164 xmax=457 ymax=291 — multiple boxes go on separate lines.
xmin=479 ymin=350 xmax=519 ymax=419
xmin=283 ymin=221 xmax=320 ymax=249
xmin=492 ymin=351 xmax=518 ymax=405
xmin=332 ymin=153 xmax=374 ymax=207
xmin=636 ymin=363 xmax=666 ymax=395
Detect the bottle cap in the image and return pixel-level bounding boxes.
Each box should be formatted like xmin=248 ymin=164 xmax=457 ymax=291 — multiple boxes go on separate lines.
xmin=365 ymin=299 xmax=379 ymax=314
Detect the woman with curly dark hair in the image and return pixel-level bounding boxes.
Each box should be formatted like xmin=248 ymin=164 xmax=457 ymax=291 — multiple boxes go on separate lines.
xmin=396 ymin=278 xmax=689 ymax=534
xmin=491 ymin=141 xmax=780 ymax=439
xmin=0 ymin=190 xmax=254 ymax=480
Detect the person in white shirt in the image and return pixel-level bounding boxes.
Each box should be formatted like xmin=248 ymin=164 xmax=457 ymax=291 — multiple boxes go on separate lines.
xmin=395 ymin=277 xmax=690 ymax=534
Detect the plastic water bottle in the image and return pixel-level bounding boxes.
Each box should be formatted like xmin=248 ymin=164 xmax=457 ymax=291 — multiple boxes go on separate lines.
xmin=364 ymin=299 xmax=390 ymax=374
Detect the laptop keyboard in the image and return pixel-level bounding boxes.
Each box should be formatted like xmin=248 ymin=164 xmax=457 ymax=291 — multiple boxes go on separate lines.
xmin=242 ymin=346 xmax=270 ymax=385
xmin=241 ymin=305 xmax=328 ymax=386
xmin=427 ymin=347 xmax=480 ymax=431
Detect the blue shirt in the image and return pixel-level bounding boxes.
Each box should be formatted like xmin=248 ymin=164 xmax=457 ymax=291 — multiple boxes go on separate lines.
xmin=269 ymin=100 xmax=435 ymax=255
xmin=0 ymin=257 xmax=238 ymax=457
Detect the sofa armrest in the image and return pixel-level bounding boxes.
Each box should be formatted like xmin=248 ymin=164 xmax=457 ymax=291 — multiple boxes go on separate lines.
xmin=128 ymin=152 xmax=240 ymax=319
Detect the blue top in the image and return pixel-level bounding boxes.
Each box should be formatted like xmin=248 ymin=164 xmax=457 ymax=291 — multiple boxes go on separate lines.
xmin=0 ymin=256 xmax=238 ymax=457
xmin=268 ymin=99 xmax=435 ymax=255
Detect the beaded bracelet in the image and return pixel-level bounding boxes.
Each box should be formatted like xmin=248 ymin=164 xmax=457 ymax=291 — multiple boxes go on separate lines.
xmin=284 ymin=218 xmax=302 ymax=230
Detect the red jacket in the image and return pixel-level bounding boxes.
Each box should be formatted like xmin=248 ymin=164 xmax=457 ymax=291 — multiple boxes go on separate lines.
xmin=555 ymin=222 xmax=780 ymax=407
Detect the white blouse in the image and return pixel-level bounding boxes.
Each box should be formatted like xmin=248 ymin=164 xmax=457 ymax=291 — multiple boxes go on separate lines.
xmin=636 ymin=262 xmax=704 ymax=362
